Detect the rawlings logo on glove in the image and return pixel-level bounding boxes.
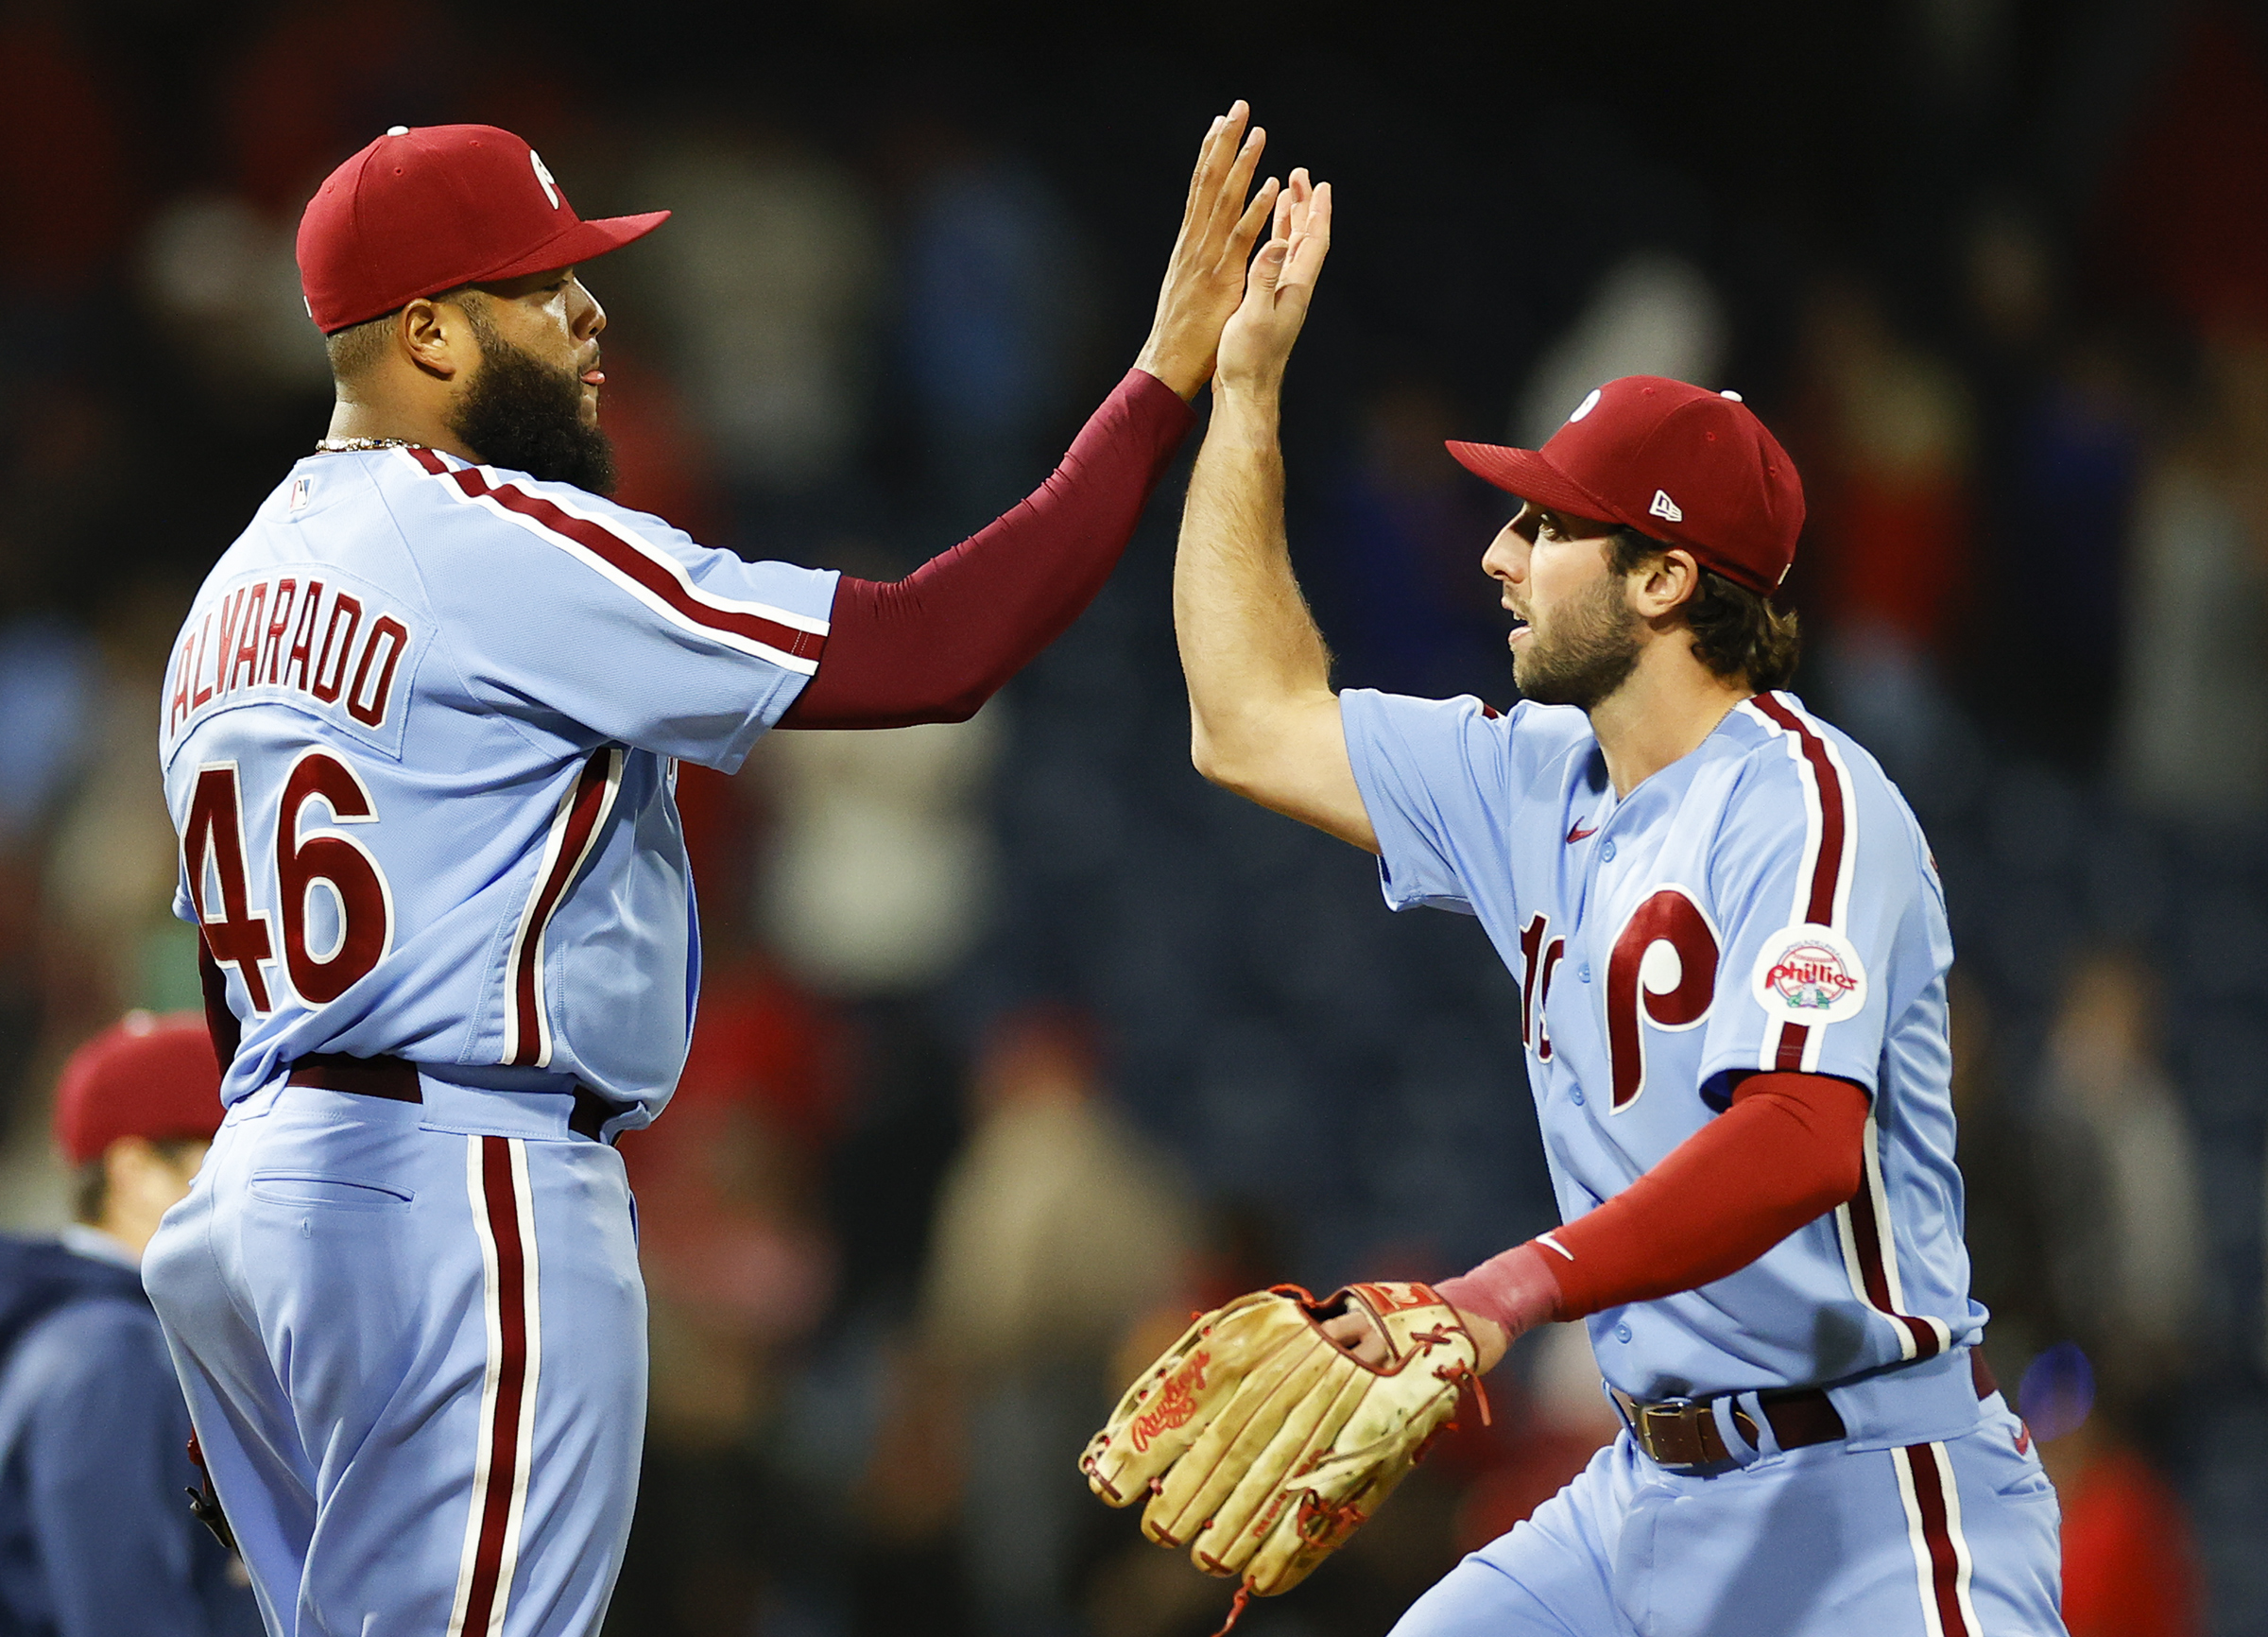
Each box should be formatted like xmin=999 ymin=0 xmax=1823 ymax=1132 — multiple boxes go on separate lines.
xmin=1130 ymin=1352 xmax=1211 ymax=1453
xmin=1079 ymin=1283 xmax=1486 ymax=1627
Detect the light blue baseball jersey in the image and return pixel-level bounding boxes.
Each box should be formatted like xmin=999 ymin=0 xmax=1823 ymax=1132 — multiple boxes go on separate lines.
xmin=1340 ymin=688 xmax=1984 ymax=1403
xmin=159 ymin=445 xmax=836 ymax=1129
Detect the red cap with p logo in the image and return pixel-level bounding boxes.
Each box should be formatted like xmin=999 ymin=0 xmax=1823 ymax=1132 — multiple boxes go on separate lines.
xmin=1445 ymin=376 xmax=1806 ymax=594
xmin=296 ymin=124 xmax=669 ymax=334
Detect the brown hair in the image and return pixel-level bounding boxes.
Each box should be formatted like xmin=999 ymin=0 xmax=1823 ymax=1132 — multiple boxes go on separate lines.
xmin=322 ymin=285 xmax=484 ymax=384
xmin=1607 ymin=528 xmax=1801 ymax=692
xmin=72 ymin=1137 xmax=209 ymax=1226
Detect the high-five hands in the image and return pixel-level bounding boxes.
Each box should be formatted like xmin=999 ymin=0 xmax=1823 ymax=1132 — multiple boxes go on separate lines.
xmin=1136 ymin=102 xmax=1283 ymax=400
xmin=1215 ymin=167 xmax=1332 ymax=395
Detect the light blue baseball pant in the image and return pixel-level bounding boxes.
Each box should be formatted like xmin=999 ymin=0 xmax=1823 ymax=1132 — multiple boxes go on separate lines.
xmin=144 ymin=1079 xmax=646 ymax=1636
xmin=1393 ymin=1392 xmax=2065 ymax=1637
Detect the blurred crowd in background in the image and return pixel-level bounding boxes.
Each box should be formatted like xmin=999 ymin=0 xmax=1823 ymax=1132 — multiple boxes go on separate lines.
xmin=0 ymin=0 xmax=2263 ymax=1633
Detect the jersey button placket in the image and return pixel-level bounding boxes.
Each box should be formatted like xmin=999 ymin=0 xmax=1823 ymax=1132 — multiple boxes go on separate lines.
xmin=1600 ymin=839 xmax=1617 ymax=862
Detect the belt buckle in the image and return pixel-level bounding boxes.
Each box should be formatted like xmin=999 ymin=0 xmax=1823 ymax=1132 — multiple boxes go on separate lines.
xmin=1635 ymin=1396 xmax=1712 ymax=1469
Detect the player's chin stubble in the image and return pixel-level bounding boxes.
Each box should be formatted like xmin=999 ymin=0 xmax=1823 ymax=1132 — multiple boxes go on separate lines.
xmin=1512 ymin=570 xmax=1644 ymax=711
xmin=448 ymin=315 xmax=618 ymax=495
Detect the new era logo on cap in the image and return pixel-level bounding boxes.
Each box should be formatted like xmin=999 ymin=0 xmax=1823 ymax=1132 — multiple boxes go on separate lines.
xmin=1649 ymin=490 xmax=1683 ymax=524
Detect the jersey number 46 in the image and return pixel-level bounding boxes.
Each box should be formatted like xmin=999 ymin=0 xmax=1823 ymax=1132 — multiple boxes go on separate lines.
xmin=183 ymin=753 xmax=394 ymax=1013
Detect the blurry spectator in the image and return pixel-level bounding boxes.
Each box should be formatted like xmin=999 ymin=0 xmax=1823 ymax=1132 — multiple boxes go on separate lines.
xmin=921 ymin=1008 xmax=1195 ymax=1637
xmin=610 ymin=926 xmax=846 ymax=1637
xmin=1793 ymin=280 xmax=1975 ymax=768
xmin=614 ymin=1092 xmax=839 ymax=1637
xmin=2052 ymin=1426 xmax=2203 ymax=1637
xmin=1307 ymin=378 xmax=1509 ymax=699
xmin=45 ymin=584 xmax=206 ymax=1025
xmin=2113 ymin=326 xmax=2268 ymax=822
xmin=637 ymin=120 xmax=884 ymax=537
xmin=0 ymin=618 xmax=93 ymax=846
xmin=1513 ymin=250 xmax=1727 ymax=450
xmin=1992 ymin=335 xmax=2145 ymax=767
xmin=753 ymin=711 xmax=1005 ymax=996
xmin=0 ymin=374 xmax=129 ymax=612
xmin=139 ymin=196 xmax=332 ymax=407
xmin=2033 ymin=949 xmax=2202 ymax=1402
xmin=636 ymin=1098 xmax=838 ymax=1450
xmin=1945 ymin=972 xmax=2054 ymax=1381
xmin=895 ymin=127 xmax=1086 ymax=532
xmin=1964 ymin=198 xmax=2058 ymax=376
xmin=0 ymin=1011 xmax=257 ymax=1635
xmin=2027 ymin=1347 xmax=2201 ymax=1637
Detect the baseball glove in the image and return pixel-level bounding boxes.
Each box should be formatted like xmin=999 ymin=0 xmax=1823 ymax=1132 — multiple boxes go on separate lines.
xmin=1080 ymin=1283 xmax=1486 ymax=1611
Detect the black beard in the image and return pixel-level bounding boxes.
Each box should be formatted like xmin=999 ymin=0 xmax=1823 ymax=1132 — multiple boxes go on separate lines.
xmin=448 ymin=317 xmax=617 ymax=494
xmin=1512 ymin=568 xmax=1644 ymax=710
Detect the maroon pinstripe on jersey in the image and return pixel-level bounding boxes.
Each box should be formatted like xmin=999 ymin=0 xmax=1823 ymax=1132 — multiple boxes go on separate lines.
xmin=1740 ymin=695 xmax=1951 ymax=1364
xmin=502 ymin=750 xmax=621 ymax=1069
xmin=1748 ymin=693 xmax=1847 ymax=1073
xmin=449 ymin=1134 xmax=541 ymax=1637
xmin=1893 ymin=1440 xmax=1984 ymax=1636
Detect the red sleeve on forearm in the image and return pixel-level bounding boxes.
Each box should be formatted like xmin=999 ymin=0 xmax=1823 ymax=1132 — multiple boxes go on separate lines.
xmin=777 ymin=369 xmax=1195 ymax=730
xmin=1441 ymin=1072 xmax=1868 ymax=1331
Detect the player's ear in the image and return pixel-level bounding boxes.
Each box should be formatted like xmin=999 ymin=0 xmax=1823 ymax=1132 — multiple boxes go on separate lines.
xmin=1635 ymin=548 xmax=1703 ymax=618
xmin=401 ymin=297 xmax=470 ymax=382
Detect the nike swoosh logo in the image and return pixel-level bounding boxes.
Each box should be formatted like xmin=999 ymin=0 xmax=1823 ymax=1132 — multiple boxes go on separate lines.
xmin=1566 ymin=823 xmax=1598 ymax=843
xmin=2015 ymin=1422 xmax=2033 ymax=1456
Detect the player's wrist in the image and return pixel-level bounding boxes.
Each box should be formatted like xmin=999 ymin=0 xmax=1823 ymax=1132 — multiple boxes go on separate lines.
xmin=1133 ymin=341 xmax=1210 ymax=402
xmin=1209 ymin=372 xmax=1286 ymax=424
xmin=1436 ymin=1241 xmax=1565 ymax=1363
xmin=1453 ymin=1306 xmax=1512 ymax=1373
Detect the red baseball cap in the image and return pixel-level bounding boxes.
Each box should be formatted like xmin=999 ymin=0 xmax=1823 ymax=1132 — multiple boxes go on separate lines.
xmin=1446 ymin=376 xmax=1806 ymax=594
xmin=298 ymin=124 xmax=670 ymax=334
xmin=53 ymin=1012 xmax=224 ymax=1166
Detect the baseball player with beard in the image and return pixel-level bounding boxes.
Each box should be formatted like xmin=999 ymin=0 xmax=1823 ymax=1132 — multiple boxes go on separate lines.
xmin=1160 ymin=174 xmax=2068 ymax=1635
xmin=147 ymin=107 xmax=1288 ymax=1634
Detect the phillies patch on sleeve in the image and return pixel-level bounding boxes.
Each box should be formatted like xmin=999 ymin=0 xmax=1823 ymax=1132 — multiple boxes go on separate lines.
xmin=1749 ymin=923 xmax=1868 ymax=1025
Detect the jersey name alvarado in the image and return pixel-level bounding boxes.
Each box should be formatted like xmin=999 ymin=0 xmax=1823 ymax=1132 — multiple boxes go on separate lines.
xmin=165 ymin=570 xmax=414 ymax=743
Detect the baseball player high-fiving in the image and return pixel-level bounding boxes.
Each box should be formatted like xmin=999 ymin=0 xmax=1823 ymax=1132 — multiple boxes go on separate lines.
xmin=1149 ymin=175 xmax=2067 ymax=1634
xmin=148 ymin=108 xmax=1285 ymax=1634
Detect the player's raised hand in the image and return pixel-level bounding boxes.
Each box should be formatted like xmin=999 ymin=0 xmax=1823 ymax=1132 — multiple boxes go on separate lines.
xmin=1133 ymin=102 xmax=1282 ymax=400
xmin=1216 ymin=167 xmax=1332 ymax=396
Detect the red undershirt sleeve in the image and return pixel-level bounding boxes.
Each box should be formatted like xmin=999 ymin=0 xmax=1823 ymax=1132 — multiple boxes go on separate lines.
xmin=778 ymin=368 xmax=1195 ymax=730
xmin=1436 ymin=1071 xmax=1869 ymax=1337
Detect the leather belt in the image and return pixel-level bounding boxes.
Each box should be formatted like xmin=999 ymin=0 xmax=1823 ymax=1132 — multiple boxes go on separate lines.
xmin=1613 ymin=1350 xmax=1999 ymax=1470
xmin=285 ymin=1053 xmax=616 ymax=1143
